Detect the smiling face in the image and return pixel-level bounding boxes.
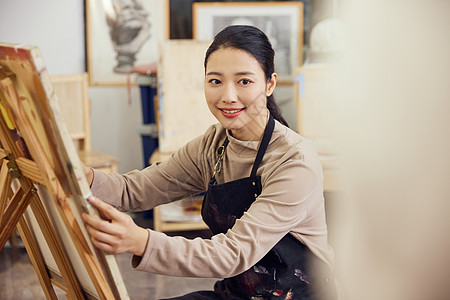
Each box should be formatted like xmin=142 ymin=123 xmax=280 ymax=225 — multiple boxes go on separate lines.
xmin=205 ymin=47 xmax=277 ymax=141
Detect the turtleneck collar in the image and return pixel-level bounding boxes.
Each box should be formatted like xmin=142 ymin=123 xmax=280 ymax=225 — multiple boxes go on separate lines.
xmin=225 ymin=113 xmax=282 ymax=155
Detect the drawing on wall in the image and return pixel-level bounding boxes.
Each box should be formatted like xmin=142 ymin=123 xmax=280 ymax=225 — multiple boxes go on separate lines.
xmin=86 ymin=0 xmax=168 ymax=85
xmin=107 ymin=0 xmax=151 ymax=73
xmin=193 ymin=2 xmax=304 ymax=82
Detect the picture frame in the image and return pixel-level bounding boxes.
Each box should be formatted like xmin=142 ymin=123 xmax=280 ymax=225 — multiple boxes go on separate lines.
xmin=86 ymin=0 xmax=169 ymax=86
xmin=193 ymin=1 xmax=304 ymax=82
xmin=0 ymin=42 xmax=128 ymax=299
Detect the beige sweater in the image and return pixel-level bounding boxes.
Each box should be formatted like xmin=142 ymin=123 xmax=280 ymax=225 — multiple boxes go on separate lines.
xmin=91 ymin=120 xmax=334 ymax=278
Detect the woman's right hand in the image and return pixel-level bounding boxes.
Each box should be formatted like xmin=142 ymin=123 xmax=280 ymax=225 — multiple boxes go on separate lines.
xmin=82 ymin=196 xmax=149 ymax=256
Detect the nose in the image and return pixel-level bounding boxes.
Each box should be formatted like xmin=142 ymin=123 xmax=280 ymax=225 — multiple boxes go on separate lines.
xmin=221 ymin=83 xmax=237 ymax=103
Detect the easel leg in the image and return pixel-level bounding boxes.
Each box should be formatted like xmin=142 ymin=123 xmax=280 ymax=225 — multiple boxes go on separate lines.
xmin=16 ymin=215 xmax=58 ymax=300
xmin=0 ymin=159 xmax=11 ymax=226
xmin=9 ymin=228 xmax=18 ymax=246
xmin=0 ymin=159 xmax=17 ymax=247
xmin=0 ymin=185 xmax=27 ymax=249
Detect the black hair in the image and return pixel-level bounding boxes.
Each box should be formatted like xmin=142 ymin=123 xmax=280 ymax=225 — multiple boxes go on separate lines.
xmin=204 ymin=25 xmax=289 ymax=127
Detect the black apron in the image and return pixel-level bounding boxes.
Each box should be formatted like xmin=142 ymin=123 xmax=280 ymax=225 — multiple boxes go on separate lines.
xmin=163 ymin=115 xmax=337 ymax=300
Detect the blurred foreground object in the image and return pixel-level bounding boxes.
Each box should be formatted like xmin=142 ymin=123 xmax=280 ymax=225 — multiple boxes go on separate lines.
xmin=306 ymin=18 xmax=347 ymax=64
xmin=332 ymin=1 xmax=450 ymax=300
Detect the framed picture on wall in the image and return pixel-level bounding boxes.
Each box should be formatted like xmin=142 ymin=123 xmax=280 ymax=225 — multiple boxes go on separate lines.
xmin=193 ymin=2 xmax=304 ymax=83
xmin=86 ymin=0 xmax=169 ymax=86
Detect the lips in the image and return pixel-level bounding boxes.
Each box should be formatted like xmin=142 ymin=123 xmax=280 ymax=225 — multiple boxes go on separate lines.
xmin=219 ymin=107 xmax=245 ymax=118
xmin=222 ymin=109 xmax=242 ymax=113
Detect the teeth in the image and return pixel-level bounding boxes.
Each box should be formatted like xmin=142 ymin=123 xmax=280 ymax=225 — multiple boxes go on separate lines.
xmin=223 ymin=109 xmax=241 ymax=113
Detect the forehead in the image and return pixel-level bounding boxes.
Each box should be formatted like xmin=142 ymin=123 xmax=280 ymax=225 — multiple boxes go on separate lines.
xmin=205 ymin=48 xmax=263 ymax=74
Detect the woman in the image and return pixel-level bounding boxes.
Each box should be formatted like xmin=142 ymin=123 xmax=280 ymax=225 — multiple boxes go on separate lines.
xmin=83 ymin=25 xmax=337 ymax=299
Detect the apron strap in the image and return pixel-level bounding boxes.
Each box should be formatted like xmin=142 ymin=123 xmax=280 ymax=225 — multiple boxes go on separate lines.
xmin=209 ymin=136 xmax=229 ymax=184
xmin=217 ymin=137 xmax=229 ymax=156
xmin=250 ymin=114 xmax=275 ymax=177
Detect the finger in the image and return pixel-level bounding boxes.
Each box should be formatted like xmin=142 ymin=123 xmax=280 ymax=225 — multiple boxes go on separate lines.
xmin=85 ymin=224 xmax=117 ymax=246
xmin=88 ymin=196 xmax=123 ymax=222
xmin=82 ymin=212 xmax=117 ymax=235
xmin=87 ymin=227 xmax=125 ymax=254
xmin=90 ymin=237 xmax=115 ymax=253
xmin=88 ymin=196 xmax=112 ymax=221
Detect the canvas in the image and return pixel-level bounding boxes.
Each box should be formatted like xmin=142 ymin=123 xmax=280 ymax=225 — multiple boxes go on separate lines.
xmin=157 ymin=40 xmax=217 ymax=153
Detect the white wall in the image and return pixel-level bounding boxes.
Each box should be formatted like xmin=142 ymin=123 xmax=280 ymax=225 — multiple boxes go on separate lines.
xmin=0 ymin=0 xmax=144 ymax=172
xmin=0 ymin=0 xmax=85 ymax=74
xmin=89 ymin=86 xmax=143 ymax=172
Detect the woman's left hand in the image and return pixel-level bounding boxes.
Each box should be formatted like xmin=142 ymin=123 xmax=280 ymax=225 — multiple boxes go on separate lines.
xmin=82 ymin=196 xmax=149 ymax=256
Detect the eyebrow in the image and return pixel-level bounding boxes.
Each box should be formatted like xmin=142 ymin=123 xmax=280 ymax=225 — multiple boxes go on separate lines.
xmin=206 ymin=71 xmax=256 ymax=76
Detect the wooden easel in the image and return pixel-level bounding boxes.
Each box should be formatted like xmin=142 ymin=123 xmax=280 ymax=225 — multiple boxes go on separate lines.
xmin=0 ymin=118 xmax=85 ymax=299
xmin=0 ymin=45 xmax=128 ymax=299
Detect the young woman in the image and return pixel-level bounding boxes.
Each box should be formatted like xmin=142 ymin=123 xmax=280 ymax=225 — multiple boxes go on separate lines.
xmin=83 ymin=25 xmax=338 ymax=300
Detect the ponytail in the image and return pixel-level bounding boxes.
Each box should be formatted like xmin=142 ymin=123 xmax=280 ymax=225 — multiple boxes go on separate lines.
xmin=267 ymin=95 xmax=289 ymax=127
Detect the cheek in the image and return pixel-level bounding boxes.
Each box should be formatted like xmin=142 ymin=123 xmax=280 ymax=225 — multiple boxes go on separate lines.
xmin=204 ymin=89 xmax=217 ymax=111
xmin=244 ymin=90 xmax=266 ymax=109
xmin=205 ymin=87 xmax=219 ymax=104
xmin=204 ymin=91 xmax=212 ymax=106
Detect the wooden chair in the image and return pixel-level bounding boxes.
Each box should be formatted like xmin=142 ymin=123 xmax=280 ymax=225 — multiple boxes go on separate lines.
xmin=50 ymin=73 xmax=119 ymax=173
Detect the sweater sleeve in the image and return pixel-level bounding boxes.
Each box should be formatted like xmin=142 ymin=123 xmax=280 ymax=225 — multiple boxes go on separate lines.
xmin=90 ymin=132 xmax=211 ymax=212
xmin=132 ymin=153 xmax=325 ymax=278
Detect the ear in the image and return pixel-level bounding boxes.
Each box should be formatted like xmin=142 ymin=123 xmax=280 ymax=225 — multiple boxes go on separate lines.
xmin=266 ymin=73 xmax=277 ymax=97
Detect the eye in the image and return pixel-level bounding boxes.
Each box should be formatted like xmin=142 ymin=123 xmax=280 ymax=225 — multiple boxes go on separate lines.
xmin=238 ymin=79 xmax=251 ymax=85
xmin=208 ymin=79 xmax=221 ymax=85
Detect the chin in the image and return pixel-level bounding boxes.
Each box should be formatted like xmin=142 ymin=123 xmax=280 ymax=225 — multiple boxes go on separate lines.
xmin=217 ymin=118 xmax=243 ymax=131
xmin=219 ymin=120 xmax=240 ymax=130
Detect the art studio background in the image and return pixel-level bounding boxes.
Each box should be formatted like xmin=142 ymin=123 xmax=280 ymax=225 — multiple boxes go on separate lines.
xmin=0 ymin=0 xmax=338 ymax=174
